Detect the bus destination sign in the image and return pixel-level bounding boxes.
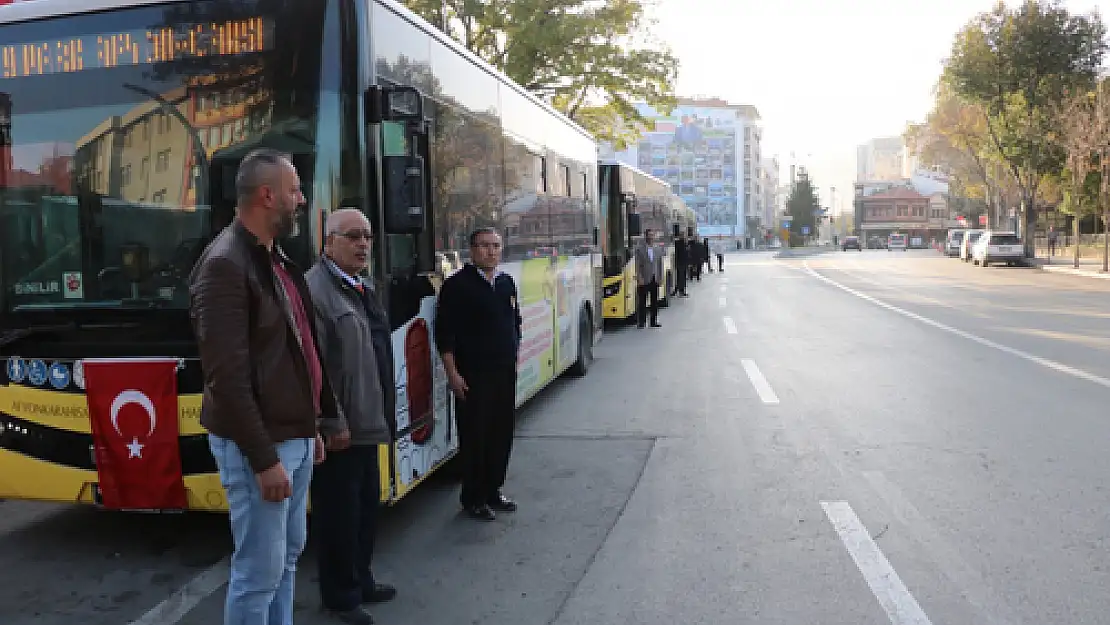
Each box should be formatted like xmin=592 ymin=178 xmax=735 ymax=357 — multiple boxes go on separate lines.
xmin=0 ymin=17 xmax=273 ymax=79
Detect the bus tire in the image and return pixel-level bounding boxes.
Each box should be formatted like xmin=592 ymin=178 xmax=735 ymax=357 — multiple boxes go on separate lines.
xmin=569 ymin=308 xmax=593 ymax=377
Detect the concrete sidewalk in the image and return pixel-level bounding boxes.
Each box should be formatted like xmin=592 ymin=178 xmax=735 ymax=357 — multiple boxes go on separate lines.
xmin=1029 ymin=255 xmax=1110 ymax=280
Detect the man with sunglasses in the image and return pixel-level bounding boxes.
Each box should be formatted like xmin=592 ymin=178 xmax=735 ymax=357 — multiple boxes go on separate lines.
xmin=305 ymin=208 xmax=398 ymax=625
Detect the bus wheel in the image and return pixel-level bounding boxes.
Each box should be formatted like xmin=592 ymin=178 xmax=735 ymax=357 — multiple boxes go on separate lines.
xmin=569 ymin=309 xmax=593 ymax=377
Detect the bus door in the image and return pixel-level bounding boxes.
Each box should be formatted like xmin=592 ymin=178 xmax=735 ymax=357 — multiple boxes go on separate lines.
xmin=366 ymin=83 xmax=453 ymax=501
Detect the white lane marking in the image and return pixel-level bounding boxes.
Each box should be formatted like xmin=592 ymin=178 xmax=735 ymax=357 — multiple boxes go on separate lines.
xmin=719 ymin=296 xmax=727 ymax=308
xmin=128 ymin=558 xmax=229 ymax=625
xmin=861 ymin=472 xmax=1019 ymax=625
xmin=741 ymin=359 xmax=779 ymax=404
xmin=719 ymin=283 xmax=727 ymax=292
xmin=803 ymin=260 xmax=1110 ymax=391
xmin=722 ymin=316 xmax=737 ymax=334
xmin=821 ymin=501 xmax=933 ymax=625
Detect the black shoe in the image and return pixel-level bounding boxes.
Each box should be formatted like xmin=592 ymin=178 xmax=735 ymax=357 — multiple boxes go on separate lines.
xmin=650 ymin=322 xmax=661 ymax=328
xmin=488 ymin=493 xmax=517 ymax=512
xmin=463 ymin=503 xmax=496 ymax=521
xmin=362 ymin=582 xmax=397 ymax=604
xmin=324 ymin=606 xmax=374 ymax=625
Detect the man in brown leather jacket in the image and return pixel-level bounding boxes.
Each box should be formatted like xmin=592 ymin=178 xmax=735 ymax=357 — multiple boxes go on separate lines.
xmin=189 ymin=148 xmax=349 ymax=625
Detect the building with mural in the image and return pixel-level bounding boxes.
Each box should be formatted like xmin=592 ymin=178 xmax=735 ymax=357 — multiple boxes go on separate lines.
xmin=600 ymin=98 xmax=762 ymax=241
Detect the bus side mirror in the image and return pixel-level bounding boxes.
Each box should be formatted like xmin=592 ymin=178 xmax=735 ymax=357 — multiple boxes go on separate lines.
xmin=627 ymin=212 xmax=643 ymax=237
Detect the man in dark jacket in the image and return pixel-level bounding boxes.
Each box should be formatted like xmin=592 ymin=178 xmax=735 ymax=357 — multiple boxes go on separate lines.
xmin=434 ymin=227 xmax=522 ymax=521
xmin=305 ymin=208 xmax=398 ymax=625
xmin=189 ymin=148 xmax=349 ymax=625
xmin=672 ymin=233 xmax=689 ymax=298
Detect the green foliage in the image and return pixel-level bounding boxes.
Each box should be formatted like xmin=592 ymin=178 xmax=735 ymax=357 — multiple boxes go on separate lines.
xmin=786 ymin=173 xmax=820 ymax=236
xmin=1058 ymin=167 xmax=1101 ymax=217
xmin=941 ymin=0 xmax=1106 ymax=252
xmin=401 ymin=0 xmax=679 ymax=147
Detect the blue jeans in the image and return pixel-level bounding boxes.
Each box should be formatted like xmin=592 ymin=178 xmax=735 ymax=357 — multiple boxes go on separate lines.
xmin=209 ymin=435 xmax=315 ymax=625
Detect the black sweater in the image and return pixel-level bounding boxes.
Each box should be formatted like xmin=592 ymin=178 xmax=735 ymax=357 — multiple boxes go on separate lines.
xmin=434 ymin=264 xmax=522 ymax=373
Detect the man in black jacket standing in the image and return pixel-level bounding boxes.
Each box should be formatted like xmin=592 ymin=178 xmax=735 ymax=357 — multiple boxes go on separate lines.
xmin=434 ymin=227 xmax=522 ymax=521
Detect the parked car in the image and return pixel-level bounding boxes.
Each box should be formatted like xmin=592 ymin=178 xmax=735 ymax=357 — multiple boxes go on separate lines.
xmin=842 ymin=235 xmax=862 ymax=251
xmin=888 ymin=233 xmax=908 ymax=251
xmin=960 ymin=229 xmax=984 ymax=262
xmin=972 ymin=231 xmax=1024 ymax=267
xmin=945 ymin=229 xmax=966 ymax=256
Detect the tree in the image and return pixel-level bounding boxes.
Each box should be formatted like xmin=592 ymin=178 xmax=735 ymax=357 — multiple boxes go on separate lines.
xmin=786 ymin=171 xmax=820 ymax=243
xmin=401 ymin=0 xmax=679 ymax=147
xmin=942 ymin=0 xmax=1107 ymax=257
xmin=1055 ymin=87 xmax=1103 ymax=268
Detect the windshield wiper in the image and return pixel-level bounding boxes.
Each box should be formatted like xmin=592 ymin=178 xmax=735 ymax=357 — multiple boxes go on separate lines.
xmin=0 ymin=323 xmax=77 ymax=349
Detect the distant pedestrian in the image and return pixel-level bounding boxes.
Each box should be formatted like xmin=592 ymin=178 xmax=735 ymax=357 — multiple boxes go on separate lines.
xmin=305 ymin=208 xmax=398 ymax=625
xmin=702 ymin=238 xmax=712 ymax=273
xmin=1048 ymin=227 xmax=1058 ymax=257
xmin=435 ymin=227 xmax=523 ymax=521
xmin=633 ymin=228 xmax=663 ymax=328
xmin=672 ymin=234 xmax=689 ymax=297
xmin=189 ymin=148 xmax=349 ymax=625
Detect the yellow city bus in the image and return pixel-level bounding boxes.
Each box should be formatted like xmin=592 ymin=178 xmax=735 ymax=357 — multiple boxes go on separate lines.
xmin=0 ymin=0 xmax=604 ymax=512
xmin=598 ymin=160 xmax=692 ymax=321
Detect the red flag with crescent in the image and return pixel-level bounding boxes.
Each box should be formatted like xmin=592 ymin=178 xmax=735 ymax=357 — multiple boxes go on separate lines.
xmin=84 ymin=358 xmax=187 ymax=510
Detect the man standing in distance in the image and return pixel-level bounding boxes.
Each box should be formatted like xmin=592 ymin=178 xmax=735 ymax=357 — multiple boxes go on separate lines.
xmin=305 ymin=208 xmax=398 ymax=625
xmin=634 ymin=228 xmax=663 ymax=328
xmin=434 ymin=227 xmax=522 ymax=521
xmin=189 ymin=148 xmax=349 ymax=625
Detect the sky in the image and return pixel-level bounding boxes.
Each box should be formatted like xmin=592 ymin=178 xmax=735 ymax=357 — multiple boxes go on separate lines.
xmin=650 ymin=0 xmax=1107 ymax=215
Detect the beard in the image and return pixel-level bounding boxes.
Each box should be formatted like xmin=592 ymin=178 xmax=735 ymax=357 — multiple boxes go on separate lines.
xmin=273 ymin=200 xmax=298 ymax=239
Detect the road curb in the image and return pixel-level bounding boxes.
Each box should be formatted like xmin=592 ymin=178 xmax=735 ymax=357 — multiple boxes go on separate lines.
xmin=1035 ymin=263 xmax=1110 ymax=280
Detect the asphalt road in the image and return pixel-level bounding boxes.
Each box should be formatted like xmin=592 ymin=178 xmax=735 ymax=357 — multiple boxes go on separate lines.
xmin=4 ymin=248 xmax=1110 ymax=624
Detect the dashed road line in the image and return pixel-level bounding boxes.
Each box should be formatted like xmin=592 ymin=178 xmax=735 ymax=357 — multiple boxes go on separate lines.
xmin=719 ymin=296 xmax=726 ymax=308
xmin=740 ymin=359 xmax=779 ymax=404
xmin=821 ymin=501 xmax=933 ymax=625
xmin=722 ymin=316 xmax=737 ymax=334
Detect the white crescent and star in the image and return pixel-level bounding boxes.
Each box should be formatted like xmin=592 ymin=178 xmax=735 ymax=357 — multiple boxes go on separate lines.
xmin=110 ymin=390 xmax=158 ymax=459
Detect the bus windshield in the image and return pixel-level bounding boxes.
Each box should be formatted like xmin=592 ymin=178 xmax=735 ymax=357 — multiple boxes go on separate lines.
xmin=0 ymin=0 xmax=326 ymax=315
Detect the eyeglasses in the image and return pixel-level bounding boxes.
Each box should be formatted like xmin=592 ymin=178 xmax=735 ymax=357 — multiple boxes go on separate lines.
xmin=336 ymin=229 xmax=373 ymax=241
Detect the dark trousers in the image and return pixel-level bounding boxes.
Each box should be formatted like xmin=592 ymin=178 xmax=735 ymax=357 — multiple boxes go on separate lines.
xmin=673 ymin=262 xmax=687 ymax=295
xmin=636 ymin=280 xmax=659 ymax=326
xmin=717 ymin=253 xmax=724 ymax=271
xmin=456 ymin=367 xmax=517 ymax=507
xmin=311 ymin=445 xmax=381 ymax=611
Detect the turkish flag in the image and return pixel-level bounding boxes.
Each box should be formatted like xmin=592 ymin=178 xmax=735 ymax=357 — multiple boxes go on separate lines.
xmin=84 ymin=358 xmax=187 ymax=510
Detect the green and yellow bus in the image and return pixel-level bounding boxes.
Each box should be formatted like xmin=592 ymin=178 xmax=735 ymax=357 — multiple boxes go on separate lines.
xmin=598 ymin=160 xmax=694 ymax=321
xmin=0 ymin=0 xmax=603 ymax=511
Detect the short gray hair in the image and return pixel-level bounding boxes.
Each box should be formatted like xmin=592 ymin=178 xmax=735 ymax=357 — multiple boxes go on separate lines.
xmin=324 ymin=207 xmax=369 ymax=236
xmin=236 ymin=148 xmax=291 ymax=203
